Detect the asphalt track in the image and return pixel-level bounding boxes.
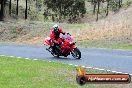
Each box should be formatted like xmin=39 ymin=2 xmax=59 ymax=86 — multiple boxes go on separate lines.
xmin=0 ymin=44 xmax=132 ymax=74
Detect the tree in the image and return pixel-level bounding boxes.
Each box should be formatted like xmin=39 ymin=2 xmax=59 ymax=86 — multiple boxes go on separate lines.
xmin=109 ymin=0 xmax=121 ymax=12
xmin=16 ymin=0 xmax=19 ymax=16
xmin=119 ymin=0 xmax=122 ymax=8
xmin=96 ymin=0 xmax=100 ymax=21
xmin=0 ymin=0 xmax=4 ymax=20
xmin=106 ymin=0 xmax=110 ymax=16
xmin=90 ymin=0 xmax=102 ymax=21
xmin=9 ymin=0 xmax=11 ymax=16
xmin=36 ymin=0 xmax=43 ymax=12
xmin=25 ymin=0 xmax=27 ymax=19
xmin=0 ymin=0 xmax=7 ymax=21
xmin=93 ymin=2 xmax=97 ymax=15
xmin=91 ymin=0 xmax=97 ymax=15
xmin=90 ymin=0 xmax=121 ymax=21
xmin=44 ymin=0 xmax=86 ymax=23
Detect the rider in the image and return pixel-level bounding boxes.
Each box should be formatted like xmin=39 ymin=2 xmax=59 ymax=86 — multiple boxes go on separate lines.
xmin=50 ymin=24 xmax=66 ymax=53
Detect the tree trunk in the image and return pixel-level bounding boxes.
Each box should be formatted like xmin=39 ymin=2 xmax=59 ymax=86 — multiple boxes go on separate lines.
xmin=0 ymin=0 xmax=4 ymax=21
xmin=106 ymin=0 xmax=109 ymax=16
xmin=59 ymin=4 xmax=62 ymax=22
xmin=9 ymin=0 xmax=11 ymax=16
xmin=52 ymin=14 xmax=55 ymax=22
xmin=93 ymin=2 xmax=96 ymax=15
xmin=96 ymin=1 xmax=100 ymax=21
xmin=16 ymin=0 xmax=19 ymax=16
xmin=119 ymin=0 xmax=122 ymax=8
xmin=25 ymin=0 xmax=27 ymax=19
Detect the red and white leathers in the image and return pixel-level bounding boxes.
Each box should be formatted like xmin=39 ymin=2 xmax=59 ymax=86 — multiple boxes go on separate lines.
xmin=50 ymin=27 xmax=65 ymax=44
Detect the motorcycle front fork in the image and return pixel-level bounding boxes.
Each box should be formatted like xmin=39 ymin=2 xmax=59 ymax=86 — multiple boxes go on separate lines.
xmin=46 ymin=47 xmax=52 ymax=53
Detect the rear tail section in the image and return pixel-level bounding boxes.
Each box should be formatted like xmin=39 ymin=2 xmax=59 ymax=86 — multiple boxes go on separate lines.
xmin=44 ymin=37 xmax=52 ymax=46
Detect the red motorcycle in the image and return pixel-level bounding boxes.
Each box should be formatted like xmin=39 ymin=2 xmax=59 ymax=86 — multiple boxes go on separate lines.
xmin=44 ymin=33 xmax=81 ymax=59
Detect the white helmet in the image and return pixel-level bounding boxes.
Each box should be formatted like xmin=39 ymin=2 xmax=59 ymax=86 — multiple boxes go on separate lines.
xmin=53 ymin=24 xmax=59 ymax=28
xmin=53 ymin=24 xmax=59 ymax=33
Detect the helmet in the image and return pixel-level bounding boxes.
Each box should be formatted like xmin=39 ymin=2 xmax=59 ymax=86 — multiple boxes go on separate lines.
xmin=53 ymin=24 xmax=59 ymax=34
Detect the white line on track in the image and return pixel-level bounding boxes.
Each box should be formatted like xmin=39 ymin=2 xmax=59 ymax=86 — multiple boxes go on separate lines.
xmin=25 ymin=58 xmax=29 ymax=60
xmin=74 ymin=65 xmax=78 ymax=67
xmin=115 ymin=72 xmax=123 ymax=74
xmin=107 ymin=70 xmax=111 ymax=72
xmin=10 ymin=56 xmax=15 ymax=58
xmin=17 ymin=57 xmax=22 ymax=58
xmin=93 ymin=68 xmax=99 ymax=70
xmin=82 ymin=66 xmax=85 ymax=68
xmin=69 ymin=64 xmax=73 ymax=66
xmin=97 ymin=69 xmax=105 ymax=71
xmin=0 ymin=55 xmax=6 ymax=56
xmin=112 ymin=71 xmax=118 ymax=73
xmin=86 ymin=67 xmax=92 ymax=69
xmin=33 ymin=59 xmax=38 ymax=60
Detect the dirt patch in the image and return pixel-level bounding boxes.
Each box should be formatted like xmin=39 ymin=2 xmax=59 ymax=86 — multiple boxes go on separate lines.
xmin=16 ymin=36 xmax=44 ymax=45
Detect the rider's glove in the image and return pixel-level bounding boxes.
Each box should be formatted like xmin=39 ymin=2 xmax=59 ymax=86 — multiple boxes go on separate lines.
xmin=62 ymin=32 xmax=65 ymax=35
xmin=67 ymin=32 xmax=71 ymax=36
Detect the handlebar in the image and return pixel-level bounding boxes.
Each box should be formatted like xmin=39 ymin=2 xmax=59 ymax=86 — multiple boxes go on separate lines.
xmin=65 ymin=33 xmax=71 ymax=36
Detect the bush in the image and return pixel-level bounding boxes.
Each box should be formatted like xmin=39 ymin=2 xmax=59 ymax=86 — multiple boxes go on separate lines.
xmin=123 ymin=0 xmax=132 ymax=8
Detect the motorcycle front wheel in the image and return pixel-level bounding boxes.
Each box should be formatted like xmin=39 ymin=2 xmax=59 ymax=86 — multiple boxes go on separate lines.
xmin=71 ymin=48 xmax=81 ymax=59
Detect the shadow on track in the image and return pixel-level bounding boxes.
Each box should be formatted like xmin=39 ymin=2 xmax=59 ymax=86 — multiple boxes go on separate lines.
xmin=50 ymin=56 xmax=81 ymax=61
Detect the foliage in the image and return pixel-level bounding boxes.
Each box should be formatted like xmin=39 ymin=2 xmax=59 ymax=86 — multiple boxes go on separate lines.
xmin=1 ymin=0 xmax=132 ymax=22
xmin=44 ymin=0 xmax=86 ymax=23
xmin=10 ymin=26 xmax=16 ymax=34
xmin=123 ymin=0 xmax=132 ymax=8
xmin=109 ymin=0 xmax=120 ymax=12
xmin=35 ymin=0 xmax=43 ymax=11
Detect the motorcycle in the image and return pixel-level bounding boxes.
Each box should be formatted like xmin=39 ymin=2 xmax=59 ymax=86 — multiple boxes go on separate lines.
xmin=44 ymin=33 xmax=81 ymax=59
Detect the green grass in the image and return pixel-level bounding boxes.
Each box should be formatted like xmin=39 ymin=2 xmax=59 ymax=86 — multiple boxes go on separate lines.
xmin=0 ymin=42 xmax=17 ymax=44
xmin=1 ymin=39 xmax=132 ymax=50
xmin=77 ymin=40 xmax=132 ymax=50
xmin=27 ymin=21 xmax=91 ymax=30
xmin=0 ymin=56 xmax=130 ymax=88
xmin=110 ymin=44 xmax=132 ymax=50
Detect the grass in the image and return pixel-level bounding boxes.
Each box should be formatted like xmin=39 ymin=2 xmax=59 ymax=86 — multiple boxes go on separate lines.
xmin=0 ymin=42 xmax=17 ymax=44
xmin=77 ymin=40 xmax=132 ymax=50
xmin=0 ymin=56 xmax=131 ymax=88
xmin=110 ymin=44 xmax=132 ymax=50
xmin=1 ymin=40 xmax=132 ymax=50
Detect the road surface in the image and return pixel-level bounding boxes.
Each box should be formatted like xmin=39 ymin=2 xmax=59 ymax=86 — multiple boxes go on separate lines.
xmin=0 ymin=44 xmax=132 ymax=74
